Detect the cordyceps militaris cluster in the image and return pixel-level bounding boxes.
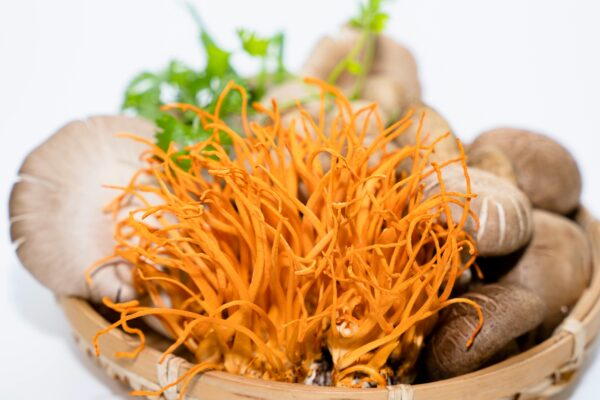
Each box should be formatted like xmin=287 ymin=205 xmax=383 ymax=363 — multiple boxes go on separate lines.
xmin=90 ymin=78 xmax=481 ymax=394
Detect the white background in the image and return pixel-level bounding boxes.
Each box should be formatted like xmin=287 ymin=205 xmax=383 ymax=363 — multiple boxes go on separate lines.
xmin=1 ymin=0 xmax=599 ymax=398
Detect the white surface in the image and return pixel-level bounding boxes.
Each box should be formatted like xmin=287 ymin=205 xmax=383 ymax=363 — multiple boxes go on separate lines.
xmin=1 ymin=0 xmax=600 ymax=398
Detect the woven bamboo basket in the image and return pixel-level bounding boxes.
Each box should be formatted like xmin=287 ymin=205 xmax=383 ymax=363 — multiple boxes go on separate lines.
xmin=60 ymin=208 xmax=600 ymax=400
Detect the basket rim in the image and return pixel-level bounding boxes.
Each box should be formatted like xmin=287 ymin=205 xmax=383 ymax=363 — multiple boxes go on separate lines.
xmin=59 ymin=207 xmax=600 ymax=400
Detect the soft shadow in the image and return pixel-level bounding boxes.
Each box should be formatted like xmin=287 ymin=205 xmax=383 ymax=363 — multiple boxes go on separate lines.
xmin=8 ymin=259 xmax=132 ymax=398
xmin=7 ymin=259 xmax=66 ymax=336
xmin=7 ymin=259 xmax=133 ymax=400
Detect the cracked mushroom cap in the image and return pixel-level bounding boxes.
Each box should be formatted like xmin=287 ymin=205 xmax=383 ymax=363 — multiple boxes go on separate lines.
xmin=9 ymin=115 xmax=155 ymax=302
xmin=301 ymin=26 xmax=421 ymax=110
xmin=424 ymin=283 xmax=546 ymax=380
xmin=499 ymin=209 xmax=592 ymax=336
xmin=469 ymin=128 xmax=582 ymax=214
xmin=423 ymin=165 xmax=533 ymax=257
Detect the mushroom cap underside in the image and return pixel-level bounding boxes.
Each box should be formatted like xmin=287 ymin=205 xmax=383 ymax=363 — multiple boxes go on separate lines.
xmin=10 ymin=115 xmax=155 ymax=301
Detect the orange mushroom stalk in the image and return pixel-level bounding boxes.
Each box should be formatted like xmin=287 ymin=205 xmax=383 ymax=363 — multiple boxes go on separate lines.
xmin=91 ymin=77 xmax=481 ymax=395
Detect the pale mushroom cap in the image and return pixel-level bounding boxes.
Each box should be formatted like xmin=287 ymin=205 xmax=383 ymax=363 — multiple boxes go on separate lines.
xmin=423 ymin=165 xmax=533 ymax=257
xmin=10 ymin=115 xmax=155 ymax=302
xmin=301 ymin=27 xmax=421 ymax=107
xmin=470 ymin=128 xmax=582 ymax=214
xmin=499 ymin=209 xmax=592 ymax=335
xmin=424 ymin=283 xmax=546 ymax=380
xmin=263 ymin=80 xmax=319 ymax=110
xmin=263 ymin=80 xmax=322 ymax=136
xmin=396 ymin=103 xmax=460 ymax=165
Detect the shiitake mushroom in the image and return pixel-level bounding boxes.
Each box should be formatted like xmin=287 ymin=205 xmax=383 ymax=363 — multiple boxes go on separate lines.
xmin=469 ymin=128 xmax=582 ymax=215
xmin=424 ymin=283 xmax=546 ymax=380
xmin=498 ymin=209 xmax=592 ymax=336
xmin=467 ymin=144 xmax=517 ymax=185
xmin=423 ymin=165 xmax=533 ymax=257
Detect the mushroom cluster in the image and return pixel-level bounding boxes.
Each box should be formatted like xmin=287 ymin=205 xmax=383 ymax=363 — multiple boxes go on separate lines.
xmin=9 ymin=25 xmax=593 ymax=387
xmin=423 ymin=128 xmax=591 ymax=380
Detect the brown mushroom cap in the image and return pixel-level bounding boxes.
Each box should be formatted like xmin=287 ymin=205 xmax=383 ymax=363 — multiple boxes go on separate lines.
xmin=396 ymin=103 xmax=460 ymax=166
xmin=467 ymin=144 xmax=518 ymax=185
xmin=423 ymin=165 xmax=533 ymax=257
xmin=499 ymin=209 xmax=592 ymax=335
xmin=360 ymin=74 xmax=409 ymax=119
xmin=469 ymin=128 xmax=582 ymax=214
xmin=301 ymin=27 xmax=421 ymax=109
xmin=424 ymin=283 xmax=546 ymax=380
xmin=9 ymin=115 xmax=154 ymax=302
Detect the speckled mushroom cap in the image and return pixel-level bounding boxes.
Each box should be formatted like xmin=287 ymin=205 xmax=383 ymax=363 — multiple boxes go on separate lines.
xmin=423 ymin=165 xmax=533 ymax=257
xmin=469 ymin=128 xmax=582 ymax=215
xmin=424 ymin=283 xmax=546 ymax=380
xmin=9 ymin=116 xmax=155 ymax=302
xmin=301 ymin=26 xmax=420 ymax=113
xmin=499 ymin=209 xmax=592 ymax=336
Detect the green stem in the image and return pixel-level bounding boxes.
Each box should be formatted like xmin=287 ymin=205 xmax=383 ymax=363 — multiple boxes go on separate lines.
xmin=274 ymin=33 xmax=287 ymax=83
xmin=351 ymin=31 xmax=376 ymax=99
xmin=327 ymin=31 xmax=368 ymax=85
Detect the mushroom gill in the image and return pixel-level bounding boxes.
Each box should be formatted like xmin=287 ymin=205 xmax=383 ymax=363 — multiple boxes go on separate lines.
xmin=9 ymin=115 xmax=154 ymax=302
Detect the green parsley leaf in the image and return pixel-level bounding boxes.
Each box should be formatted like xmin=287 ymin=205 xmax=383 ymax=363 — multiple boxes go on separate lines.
xmin=201 ymin=31 xmax=233 ymax=77
xmin=238 ymin=29 xmax=270 ymax=57
xmin=155 ymin=113 xmax=212 ymax=152
xmin=122 ymin=72 xmax=163 ymax=120
xmin=121 ymin=1 xmax=290 ymax=169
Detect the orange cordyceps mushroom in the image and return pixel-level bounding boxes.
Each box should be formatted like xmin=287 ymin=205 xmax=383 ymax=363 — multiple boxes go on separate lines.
xmin=91 ymin=78 xmax=482 ymax=396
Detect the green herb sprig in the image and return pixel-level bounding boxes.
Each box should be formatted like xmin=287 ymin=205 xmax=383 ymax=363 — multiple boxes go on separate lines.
xmin=328 ymin=0 xmax=392 ymax=98
xmin=122 ymin=0 xmax=391 ymax=168
xmin=121 ymin=3 xmax=288 ymax=163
